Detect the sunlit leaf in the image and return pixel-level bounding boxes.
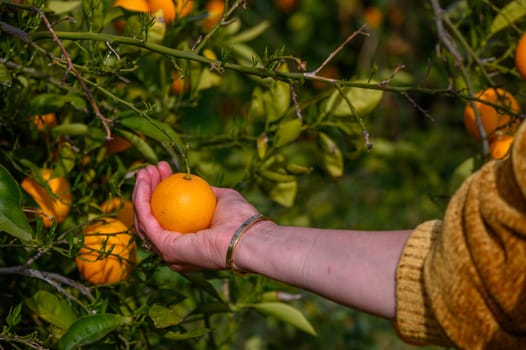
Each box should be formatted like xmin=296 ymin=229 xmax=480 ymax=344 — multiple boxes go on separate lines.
xmin=488 ymin=0 xmax=526 ymax=37
xmin=196 ymin=67 xmax=223 ymax=91
xmin=266 ymin=80 xmax=291 ymax=123
xmin=149 ymin=304 xmax=186 ymax=328
xmin=269 ymin=180 xmax=297 ymax=207
xmin=240 ymin=302 xmax=316 ymax=336
xmin=257 ymin=133 xmax=268 ymax=159
xmin=46 ymin=1 xmax=82 ymax=14
xmin=317 ymin=132 xmax=343 ymax=179
xmin=323 ymin=81 xmax=383 ymax=117
xmin=274 ymin=119 xmax=303 ymax=148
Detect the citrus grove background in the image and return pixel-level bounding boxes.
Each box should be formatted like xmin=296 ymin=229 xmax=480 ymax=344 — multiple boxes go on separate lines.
xmin=0 ymin=0 xmax=524 ymax=348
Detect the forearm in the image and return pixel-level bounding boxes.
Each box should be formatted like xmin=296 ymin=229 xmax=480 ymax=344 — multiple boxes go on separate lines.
xmin=234 ymin=221 xmax=412 ymax=319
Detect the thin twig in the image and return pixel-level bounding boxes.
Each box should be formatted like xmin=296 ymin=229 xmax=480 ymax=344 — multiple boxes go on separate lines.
xmin=335 ymin=85 xmax=372 ymax=150
xmin=32 ymin=6 xmax=113 ymax=140
xmin=379 ymin=64 xmax=406 ymax=86
xmin=429 ymin=0 xmax=490 ymax=155
xmin=0 ymin=265 xmax=95 ymax=307
xmin=309 ymin=24 xmax=370 ymax=76
xmin=429 ymin=0 xmax=463 ymax=65
xmin=289 ymin=83 xmax=303 ymax=120
xmin=401 ymin=92 xmax=436 ymax=122
xmin=193 ymin=0 xmax=244 ymax=54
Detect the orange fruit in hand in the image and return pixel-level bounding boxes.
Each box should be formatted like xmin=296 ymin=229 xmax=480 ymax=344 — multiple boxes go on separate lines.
xmin=463 ymin=88 xmax=520 ymax=142
xmin=101 ymin=197 xmax=135 ymax=231
xmin=202 ymin=0 xmax=224 ymax=31
xmin=151 ymin=173 xmax=217 ymax=233
xmin=489 ymin=134 xmax=514 ymax=160
xmin=21 ymin=169 xmax=72 ymax=228
xmin=515 ymin=33 xmax=526 ymax=80
xmin=76 ymin=218 xmax=137 ymax=285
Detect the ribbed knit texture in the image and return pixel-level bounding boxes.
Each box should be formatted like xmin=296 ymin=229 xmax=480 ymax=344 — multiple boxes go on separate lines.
xmin=394 ymin=121 xmax=526 ymax=349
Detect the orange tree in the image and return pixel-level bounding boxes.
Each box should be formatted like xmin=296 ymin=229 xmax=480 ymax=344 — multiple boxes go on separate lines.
xmin=0 ymin=0 xmax=524 ymax=348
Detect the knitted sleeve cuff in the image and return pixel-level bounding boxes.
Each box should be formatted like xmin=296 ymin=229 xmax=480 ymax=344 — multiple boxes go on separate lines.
xmin=393 ymin=220 xmax=453 ymax=347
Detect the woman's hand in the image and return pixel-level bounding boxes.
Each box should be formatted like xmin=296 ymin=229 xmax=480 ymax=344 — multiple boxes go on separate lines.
xmin=132 ymin=161 xmax=260 ymax=272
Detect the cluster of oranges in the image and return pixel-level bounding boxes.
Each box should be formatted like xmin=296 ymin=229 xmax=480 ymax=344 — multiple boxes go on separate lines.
xmin=462 ymin=33 xmax=526 ymax=160
xmin=21 ymin=161 xmax=137 ymax=285
xmin=23 ymin=112 xmax=139 ymax=285
xmin=24 ymin=110 xmax=217 ymax=285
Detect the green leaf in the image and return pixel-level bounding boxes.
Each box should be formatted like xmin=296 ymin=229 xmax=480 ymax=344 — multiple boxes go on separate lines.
xmin=6 ymin=303 xmax=23 ymax=327
xmin=230 ymin=43 xmax=262 ymax=66
xmin=0 ymin=63 xmax=12 ymax=87
xmin=53 ymin=142 xmax=77 ymax=178
xmin=82 ymin=0 xmax=105 ymax=32
xmin=241 ymin=302 xmax=316 ymax=336
xmin=196 ymin=67 xmax=223 ymax=91
xmin=117 ymin=115 xmax=183 ymax=149
xmin=114 ymin=129 xmax=158 ymax=163
xmin=257 ymin=133 xmax=268 ymax=159
xmin=164 ymin=328 xmax=210 ymax=340
xmin=223 ymin=21 xmax=270 ymax=45
xmin=59 ymin=314 xmax=126 ymax=350
xmin=249 ymin=87 xmax=266 ymax=120
xmin=26 ymin=291 xmax=76 ymax=330
xmin=323 ymin=81 xmax=383 ymax=117
xmin=265 ymin=80 xmax=291 ymax=123
xmin=30 ymin=93 xmax=86 ymax=112
xmin=317 ymin=132 xmax=343 ymax=179
xmin=46 ymin=1 xmax=82 ymax=14
xmin=149 ymin=304 xmax=186 ymax=328
xmin=274 ymin=119 xmax=303 ymax=148
xmin=52 ymin=123 xmax=90 ymax=137
xmin=182 ymin=273 xmax=223 ymax=301
xmin=269 ymin=180 xmax=297 ymax=207
xmin=0 ymin=164 xmax=32 ymax=241
xmin=488 ymin=0 xmax=526 ymax=37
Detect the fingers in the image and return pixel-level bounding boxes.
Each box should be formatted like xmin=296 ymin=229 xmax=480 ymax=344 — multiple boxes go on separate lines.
xmin=132 ymin=161 xmax=173 ymax=241
xmin=157 ymin=160 xmax=173 ymax=179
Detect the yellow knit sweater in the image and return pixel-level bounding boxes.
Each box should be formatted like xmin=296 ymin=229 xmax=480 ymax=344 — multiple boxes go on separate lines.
xmin=395 ymin=120 xmax=526 ymax=349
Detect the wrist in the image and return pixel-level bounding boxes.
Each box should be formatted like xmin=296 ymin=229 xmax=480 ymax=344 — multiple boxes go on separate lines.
xmin=225 ymin=214 xmax=268 ymax=273
xmin=230 ymin=219 xmax=276 ymax=273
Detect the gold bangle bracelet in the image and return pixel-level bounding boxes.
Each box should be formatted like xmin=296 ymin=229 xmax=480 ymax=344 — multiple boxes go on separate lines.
xmin=225 ymin=213 xmax=266 ymax=273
